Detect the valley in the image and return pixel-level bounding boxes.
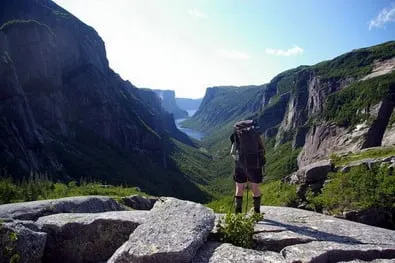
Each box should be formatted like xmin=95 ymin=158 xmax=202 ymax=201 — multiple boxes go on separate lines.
xmin=0 ymin=0 xmax=394 ymax=232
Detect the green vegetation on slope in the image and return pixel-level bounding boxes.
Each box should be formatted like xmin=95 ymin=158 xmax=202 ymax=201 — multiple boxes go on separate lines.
xmin=206 ymin=180 xmax=297 ymax=213
xmin=264 ymin=138 xmax=301 ymax=181
xmin=182 ymin=86 xmax=264 ymax=133
xmin=331 ymin=146 xmax=395 ymax=166
xmin=313 ymin=41 xmax=395 ymax=80
xmin=307 ymin=164 xmax=395 ymax=214
xmin=0 ymin=172 xmax=144 ymax=204
xmin=323 ymin=72 xmax=395 ymax=127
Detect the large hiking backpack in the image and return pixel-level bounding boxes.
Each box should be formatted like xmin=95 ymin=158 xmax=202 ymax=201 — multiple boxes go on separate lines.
xmin=233 ymin=120 xmax=263 ymax=169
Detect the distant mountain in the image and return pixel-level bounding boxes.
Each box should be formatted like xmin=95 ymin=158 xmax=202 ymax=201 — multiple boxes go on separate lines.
xmin=183 ymin=41 xmax=395 ymax=182
xmin=0 ymin=0 xmax=210 ymax=202
xmin=176 ymin=98 xmax=203 ymax=112
xmin=152 ymin=90 xmax=188 ymax=119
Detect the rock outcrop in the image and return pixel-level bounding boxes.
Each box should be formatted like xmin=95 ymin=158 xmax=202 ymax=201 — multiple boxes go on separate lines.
xmin=1 ymin=196 xmax=395 ymax=263
xmin=288 ymin=159 xmax=333 ymax=199
xmin=108 ymin=197 xmax=215 ymax=263
xmin=36 ymin=211 xmax=147 ymax=263
xmin=193 ymin=242 xmax=285 ymax=263
xmin=0 ymin=220 xmax=47 ymax=263
xmin=0 ymin=196 xmax=124 ymax=220
xmin=121 ymin=195 xmax=158 ymax=210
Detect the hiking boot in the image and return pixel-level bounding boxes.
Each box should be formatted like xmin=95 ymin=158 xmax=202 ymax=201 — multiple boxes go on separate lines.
xmin=253 ymin=196 xmax=261 ymax=213
xmin=235 ymin=196 xmax=243 ymax=214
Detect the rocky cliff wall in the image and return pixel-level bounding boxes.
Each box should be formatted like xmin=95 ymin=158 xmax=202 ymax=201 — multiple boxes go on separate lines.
xmin=0 ymin=0 xmax=199 ymax=197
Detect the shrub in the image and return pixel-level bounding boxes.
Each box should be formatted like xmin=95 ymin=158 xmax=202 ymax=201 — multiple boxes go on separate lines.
xmin=307 ymin=164 xmax=395 ymax=214
xmin=260 ymin=180 xmax=298 ymax=207
xmin=217 ymin=212 xmax=263 ymax=248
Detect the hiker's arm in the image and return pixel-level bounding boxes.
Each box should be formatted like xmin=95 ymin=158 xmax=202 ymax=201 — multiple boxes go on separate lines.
xmin=230 ymin=143 xmax=236 ymax=160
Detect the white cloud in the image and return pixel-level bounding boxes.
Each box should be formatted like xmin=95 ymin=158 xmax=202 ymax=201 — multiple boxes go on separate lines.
xmin=188 ymin=9 xmax=207 ymax=19
xmin=369 ymin=4 xmax=395 ymax=30
xmin=265 ymin=46 xmax=304 ymax=56
xmin=216 ymin=49 xmax=251 ymax=59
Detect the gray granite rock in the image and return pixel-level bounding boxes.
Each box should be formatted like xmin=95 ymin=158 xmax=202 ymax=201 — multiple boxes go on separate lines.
xmin=0 ymin=220 xmax=47 ymax=263
xmin=36 ymin=211 xmax=147 ymax=263
xmin=0 ymin=196 xmax=124 ymax=220
xmin=208 ymin=213 xmax=225 ymax=241
xmin=260 ymin=206 xmax=395 ymax=245
xmin=121 ymin=195 xmax=158 ymax=210
xmin=281 ymin=241 xmax=395 ymax=263
xmin=193 ymin=242 xmax=285 ymax=263
xmin=108 ymin=197 xmax=215 ymax=263
xmin=253 ymin=230 xmax=316 ymax=252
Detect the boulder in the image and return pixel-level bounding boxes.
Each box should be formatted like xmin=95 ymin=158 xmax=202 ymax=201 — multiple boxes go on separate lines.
xmin=343 ymin=207 xmax=395 ymax=230
xmin=193 ymin=242 xmax=285 ymax=263
xmin=290 ymin=159 xmax=333 ymax=199
xmin=281 ymin=241 xmax=395 ymax=263
xmin=0 ymin=196 xmax=125 ymax=220
xmin=259 ymin=206 xmax=395 ymax=246
xmin=36 ymin=211 xmax=147 ymax=263
xmin=121 ymin=195 xmax=158 ymax=210
xmin=251 ymin=206 xmax=395 ymax=261
xmin=253 ymin=230 xmax=316 ymax=252
xmin=207 ymin=213 xmax=225 ymax=241
xmin=108 ymin=197 xmax=215 ymax=263
xmin=0 ymin=220 xmax=47 ymax=263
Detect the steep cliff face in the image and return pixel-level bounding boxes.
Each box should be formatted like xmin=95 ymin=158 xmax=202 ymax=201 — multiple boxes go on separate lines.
xmin=153 ymin=89 xmax=188 ymax=119
xmin=0 ymin=0 xmax=207 ymax=201
xmin=183 ymin=85 xmax=266 ymax=133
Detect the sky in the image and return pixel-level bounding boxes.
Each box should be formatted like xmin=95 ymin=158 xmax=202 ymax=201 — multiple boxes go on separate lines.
xmin=53 ymin=0 xmax=395 ymax=99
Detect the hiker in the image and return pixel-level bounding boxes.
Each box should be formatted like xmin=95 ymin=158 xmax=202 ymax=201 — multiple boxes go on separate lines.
xmin=230 ymin=120 xmax=265 ymax=214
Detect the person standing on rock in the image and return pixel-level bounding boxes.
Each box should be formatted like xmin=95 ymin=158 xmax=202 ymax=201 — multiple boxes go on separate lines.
xmin=230 ymin=120 xmax=265 ymax=214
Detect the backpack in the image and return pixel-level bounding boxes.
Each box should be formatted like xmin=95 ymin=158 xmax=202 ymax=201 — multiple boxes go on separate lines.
xmin=233 ymin=120 xmax=264 ymax=169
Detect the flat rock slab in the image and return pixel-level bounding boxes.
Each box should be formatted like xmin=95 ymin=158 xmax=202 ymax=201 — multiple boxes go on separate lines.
xmin=193 ymin=242 xmax=285 ymax=263
xmin=253 ymin=230 xmax=316 ymax=252
xmin=108 ymin=197 xmax=215 ymax=263
xmin=121 ymin=195 xmax=158 ymax=210
xmin=0 ymin=196 xmax=124 ymax=220
xmin=36 ymin=211 xmax=147 ymax=263
xmin=281 ymin=241 xmax=395 ymax=263
xmin=259 ymin=206 xmax=395 ymax=246
xmin=0 ymin=220 xmax=47 ymax=263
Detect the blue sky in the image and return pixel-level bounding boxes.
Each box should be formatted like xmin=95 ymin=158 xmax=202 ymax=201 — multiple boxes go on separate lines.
xmin=53 ymin=0 xmax=395 ymax=98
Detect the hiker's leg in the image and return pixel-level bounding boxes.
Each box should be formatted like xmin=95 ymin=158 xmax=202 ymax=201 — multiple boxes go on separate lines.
xmin=235 ymin=195 xmax=243 ymax=214
xmin=251 ymin=183 xmax=261 ymax=213
xmin=248 ymin=168 xmax=263 ymax=213
xmin=234 ymin=166 xmax=247 ymax=214
xmin=251 ymin=183 xmax=261 ymax=197
xmin=234 ymin=183 xmax=245 ymax=214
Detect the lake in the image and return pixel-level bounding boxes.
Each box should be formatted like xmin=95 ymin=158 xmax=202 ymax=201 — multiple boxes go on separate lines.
xmin=175 ymin=110 xmax=205 ymax=140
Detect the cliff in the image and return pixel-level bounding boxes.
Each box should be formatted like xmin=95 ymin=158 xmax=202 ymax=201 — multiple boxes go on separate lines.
xmin=187 ymin=42 xmax=395 ymax=166
xmin=152 ymin=89 xmax=188 ymax=119
xmin=0 ymin=0 xmax=206 ymax=201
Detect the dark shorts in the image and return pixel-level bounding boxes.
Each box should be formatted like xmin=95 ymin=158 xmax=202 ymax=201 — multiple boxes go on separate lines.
xmin=233 ymin=167 xmax=263 ymax=184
